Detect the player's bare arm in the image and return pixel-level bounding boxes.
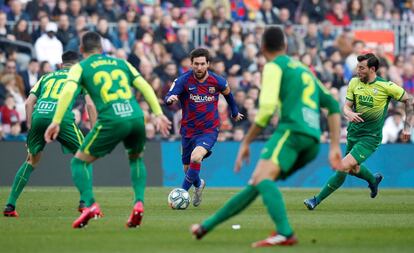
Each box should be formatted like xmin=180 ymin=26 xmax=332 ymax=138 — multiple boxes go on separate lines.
xmin=401 ymin=93 xmax=413 ymax=141
xmin=85 ymin=94 xmax=97 ymax=127
xmin=25 ymin=94 xmax=37 ymax=130
xmin=221 ymin=86 xmax=244 ymax=121
xmin=343 ymin=100 xmax=364 ymax=123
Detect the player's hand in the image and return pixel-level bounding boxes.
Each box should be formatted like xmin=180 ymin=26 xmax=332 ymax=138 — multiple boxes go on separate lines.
xmin=234 ymin=142 xmax=250 ymax=172
xmin=166 ymin=95 xmax=179 ymax=105
xmin=345 ymin=111 xmax=364 ymax=123
xmin=44 ymin=123 xmax=60 ymax=143
xmin=329 ymin=145 xmax=343 ymax=171
xmin=154 ymin=114 xmax=172 ymax=137
xmin=232 ymin=113 xmax=244 ymax=122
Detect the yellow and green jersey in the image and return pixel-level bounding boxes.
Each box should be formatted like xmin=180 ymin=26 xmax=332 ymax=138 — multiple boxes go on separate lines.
xmin=30 ymin=69 xmax=82 ymax=121
xmin=255 ymin=54 xmax=340 ymax=140
xmin=52 ymin=54 xmax=163 ymax=125
xmin=346 ymin=76 xmax=405 ymax=140
xmin=67 ymin=54 xmax=144 ymax=121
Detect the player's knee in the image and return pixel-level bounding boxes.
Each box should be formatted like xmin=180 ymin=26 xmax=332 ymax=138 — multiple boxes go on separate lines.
xmin=129 ymin=153 xmax=142 ymax=160
xmin=190 ymin=153 xmax=203 ymax=163
xmin=27 ymin=154 xmax=40 ymax=167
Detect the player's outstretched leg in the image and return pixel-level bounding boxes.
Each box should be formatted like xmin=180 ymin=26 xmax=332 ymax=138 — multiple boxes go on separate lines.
xmin=191 ymin=185 xmax=258 ymax=239
xmin=72 ymin=202 xmax=103 ymax=228
xmin=4 ymin=162 xmax=34 ymax=217
xmin=304 ymin=171 xmax=347 ymax=210
xmin=251 ymin=232 xmax=298 ymax=247
xmin=255 ymin=179 xmax=296 ymax=247
xmin=127 ymin=157 xmax=146 ymax=227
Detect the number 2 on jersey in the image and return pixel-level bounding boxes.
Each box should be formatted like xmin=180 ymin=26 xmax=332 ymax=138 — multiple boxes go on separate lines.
xmin=301 ymin=72 xmax=317 ymax=109
xmin=93 ymin=70 xmax=132 ymax=103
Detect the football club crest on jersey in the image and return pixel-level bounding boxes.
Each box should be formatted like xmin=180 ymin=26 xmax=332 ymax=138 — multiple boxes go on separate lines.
xmin=209 ymin=87 xmax=215 ymax=94
xmin=373 ymin=88 xmax=378 ymax=95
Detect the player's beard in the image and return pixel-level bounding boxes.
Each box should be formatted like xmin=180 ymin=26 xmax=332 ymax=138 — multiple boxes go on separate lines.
xmin=194 ymin=70 xmax=207 ymax=80
xmin=358 ymin=73 xmax=368 ymax=83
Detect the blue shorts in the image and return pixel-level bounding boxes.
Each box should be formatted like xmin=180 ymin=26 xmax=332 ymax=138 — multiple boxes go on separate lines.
xmin=181 ymin=133 xmax=218 ymax=165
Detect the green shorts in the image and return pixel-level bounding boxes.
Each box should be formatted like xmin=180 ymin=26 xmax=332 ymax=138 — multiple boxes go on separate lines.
xmin=27 ymin=118 xmax=84 ymax=155
xmin=346 ymin=136 xmax=380 ymax=164
xmin=80 ymin=117 xmax=145 ymax=158
xmin=260 ymin=130 xmax=320 ymax=180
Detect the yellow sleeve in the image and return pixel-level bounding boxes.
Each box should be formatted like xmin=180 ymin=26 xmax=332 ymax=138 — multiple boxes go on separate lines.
xmin=254 ymin=62 xmax=281 ymax=128
xmin=52 ymin=64 xmax=83 ymax=124
xmin=125 ymin=61 xmax=141 ymax=79
xmin=29 ymin=75 xmax=44 ymax=97
xmin=345 ymin=78 xmax=357 ymax=101
xmin=133 ymin=75 xmax=163 ymax=116
xmin=386 ymin=81 xmax=405 ymax=101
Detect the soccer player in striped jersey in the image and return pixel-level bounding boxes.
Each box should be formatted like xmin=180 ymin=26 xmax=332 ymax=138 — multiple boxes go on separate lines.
xmin=191 ymin=26 xmax=343 ymax=247
xmin=3 ymin=51 xmax=96 ymax=217
xmin=165 ymin=48 xmax=243 ymax=207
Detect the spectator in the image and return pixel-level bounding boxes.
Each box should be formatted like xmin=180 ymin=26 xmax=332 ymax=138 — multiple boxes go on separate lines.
xmin=345 ymin=40 xmax=366 ymax=74
xmin=278 ymin=7 xmax=291 ymax=25
xmin=402 ymin=63 xmax=414 ymax=95
xmin=31 ymin=14 xmax=49 ymax=42
xmin=214 ymin=5 xmax=232 ymax=27
xmin=2 ymin=120 xmax=26 ymax=141
xmin=304 ymin=22 xmax=319 ymax=49
xmin=325 ymin=1 xmax=351 ymax=26
xmin=302 ymin=0 xmax=326 ymax=23
xmin=170 ymin=28 xmax=195 ymax=65
xmin=382 ymin=111 xmax=404 ymax=143
xmin=84 ymin=0 xmax=98 ymax=15
xmin=68 ymin=0 xmax=85 ymax=22
xmin=0 ymin=94 xmax=20 ymax=134
xmin=38 ymin=60 xmax=52 ymax=77
xmin=12 ymin=19 xmax=31 ymax=43
xmin=229 ymin=0 xmax=248 ymax=21
xmin=98 ymin=0 xmax=120 ymax=22
xmin=0 ymin=11 xmax=11 ymax=39
xmin=335 ymin=27 xmax=354 ymax=58
xmin=285 ymin=21 xmax=305 ymax=55
xmin=371 ymin=1 xmax=389 ymax=21
xmin=19 ymin=58 xmax=39 ymax=97
xmin=255 ymin=0 xmax=280 ymax=24
xmin=318 ymin=21 xmax=336 ymax=51
xmin=348 ymin=0 xmax=365 ymax=21
xmin=135 ymin=15 xmax=153 ymax=40
xmin=198 ymin=6 xmax=215 ymax=25
xmin=25 ymin=0 xmax=51 ymax=21
xmin=56 ymin=14 xmax=76 ymax=49
xmin=220 ymin=42 xmax=243 ymax=75
xmin=1 ymin=59 xmax=25 ymax=97
xmin=155 ymin=15 xmax=177 ymax=44
xmin=95 ymin=17 xmax=114 ymax=54
xmin=402 ymin=0 xmax=414 ymax=22
xmin=7 ymin=0 xmax=30 ymax=22
xmin=122 ymin=5 xmax=139 ymax=24
xmin=52 ymin=0 xmax=69 ymax=18
xmin=34 ymin=22 xmax=63 ymax=68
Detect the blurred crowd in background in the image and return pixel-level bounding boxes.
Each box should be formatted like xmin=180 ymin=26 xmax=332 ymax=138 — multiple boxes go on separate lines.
xmin=1 ymin=0 xmax=414 ymax=143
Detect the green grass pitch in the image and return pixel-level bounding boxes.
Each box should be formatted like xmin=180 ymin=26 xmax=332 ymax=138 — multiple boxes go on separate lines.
xmin=1 ymin=187 xmax=413 ymax=253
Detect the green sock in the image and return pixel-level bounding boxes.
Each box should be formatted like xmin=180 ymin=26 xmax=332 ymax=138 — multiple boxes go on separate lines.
xmin=130 ymin=158 xmax=147 ymax=204
xmin=71 ymin=157 xmax=95 ymax=207
xmin=256 ymin=179 xmax=293 ymax=237
xmin=316 ymin=171 xmax=347 ymax=203
xmin=6 ymin=162 xmax=34 ymax=206
xmin=353 ymin=164 xmax=376 ymax=185
xmin=202 ymin=185 xmax=258 ymax=231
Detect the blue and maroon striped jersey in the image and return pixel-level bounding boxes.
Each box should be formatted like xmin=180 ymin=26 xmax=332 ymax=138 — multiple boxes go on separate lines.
xmin=166 ymin=70 xmax=228 ymax=137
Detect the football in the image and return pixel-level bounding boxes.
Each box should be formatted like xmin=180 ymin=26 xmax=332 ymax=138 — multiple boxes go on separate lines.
xmin=168 ymin=188 xmax=191 ymax=210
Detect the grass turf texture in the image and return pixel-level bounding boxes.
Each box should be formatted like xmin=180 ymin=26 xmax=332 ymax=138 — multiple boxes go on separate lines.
xmin=1 ymin=187 xmax=413 ymax=253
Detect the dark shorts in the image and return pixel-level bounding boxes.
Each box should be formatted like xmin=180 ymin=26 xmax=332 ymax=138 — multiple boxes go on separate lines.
xmin=260 ymin=130 xmax=320 ymax=180
xmin=181 ymin=132 xmax=218 ymax=165
xmin=27 ymin=118 xmax=83 ymax=155
xmin=80 ymin=117 xmax=146 ymax=157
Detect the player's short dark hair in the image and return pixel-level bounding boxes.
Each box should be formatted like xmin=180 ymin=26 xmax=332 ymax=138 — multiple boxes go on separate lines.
xmin=81 ymin=31 xmax=102 ymax=53
xmin=190 ymin=48 xmax=210 ymax=63
xmin=61 ymin=50 xmax=80 ymax=64
xmin=262 ymin=26 xmax=286 ymax=52
xmin=357 ymin=53 xmax=379 ymax=71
